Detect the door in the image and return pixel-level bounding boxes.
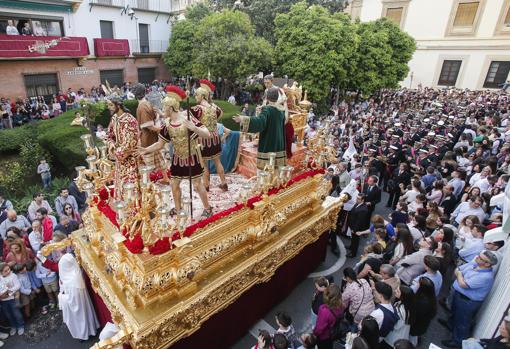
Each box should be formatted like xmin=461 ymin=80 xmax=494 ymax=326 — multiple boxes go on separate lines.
xmin=139 ymin=23 xmax=149 ymax=53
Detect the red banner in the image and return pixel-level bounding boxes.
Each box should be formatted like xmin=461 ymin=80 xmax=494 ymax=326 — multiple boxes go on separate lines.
xmin=94 ymin=38 xmax=130 ymax=57
xmin=0 ymin=34 xmax=89 ymax=58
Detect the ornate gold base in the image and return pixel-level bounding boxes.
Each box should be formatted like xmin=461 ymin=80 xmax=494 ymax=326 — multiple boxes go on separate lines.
xmin=75 ymin=175 xmax=342 ymax=348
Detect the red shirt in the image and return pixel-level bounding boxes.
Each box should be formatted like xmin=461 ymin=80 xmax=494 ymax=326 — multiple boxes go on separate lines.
xmin=42 ymin=216 xmax=53 ymax=242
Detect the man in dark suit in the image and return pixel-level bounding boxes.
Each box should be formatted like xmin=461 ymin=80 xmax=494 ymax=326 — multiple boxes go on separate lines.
xmin=440 ymin=184 xmax=457 ymax=217
xmin=387 ymin=163 xmax=412 ymax=209
xmin=347 ymin=193 xmax=371 ymax=257
xmin=362 ymin=175 xmax=381 ymax=216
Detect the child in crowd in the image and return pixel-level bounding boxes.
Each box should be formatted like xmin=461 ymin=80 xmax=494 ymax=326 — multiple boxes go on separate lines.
xmin=35 ymin=257 xmax=58 ymax=313
xmin=0 ymin=263 xmax=25 ymax=335
xmin=14 ymin=263 xmax=34 ymax=318
xmin=25 ymin=259 xmax=42 ymax=298
xmin=275 ymin=311 xmax=298 ymax=348
xmin=311 ymin=277 xmax=330 ymax=325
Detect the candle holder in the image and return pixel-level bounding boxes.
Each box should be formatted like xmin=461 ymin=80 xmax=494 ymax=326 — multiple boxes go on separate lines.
xmin=86 ymin=155 xmax=97 ymax=172
xmin=114 ymin=201 xmax=126 ymax=228
xmin=239 ymin=182 xmax=252 ymax=202
xmin=182 ymin=198 xmax=192 ymax=223
xmin=83 ymin=182 xmax=95 ymax=203
xmin=159 ymin=185 xmax=172 ymax=209
xmin=139 ymin=165 xmax=154 ymax=187
xmin=81 ymin=134 xmax=93 ymax=150
xmin=123 ymin=182 xmax=136 ymax=204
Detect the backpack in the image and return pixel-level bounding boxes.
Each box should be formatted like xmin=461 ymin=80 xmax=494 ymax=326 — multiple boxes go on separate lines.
xmin=327 ymin=307 xmax=351 ymax=341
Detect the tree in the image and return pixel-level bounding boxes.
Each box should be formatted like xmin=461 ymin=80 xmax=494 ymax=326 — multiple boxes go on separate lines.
xmin=213 ymin=0 xmax=348 ymax=44
xmin=192 ymin=10 xmax=273 ymax=96
xmin=274 ymin=2 xmax=357 ymax=106
xmin=345 ymin=18 xmax=416 ymax=96
xmin=164 ymin=3 xmax=212 ymax=77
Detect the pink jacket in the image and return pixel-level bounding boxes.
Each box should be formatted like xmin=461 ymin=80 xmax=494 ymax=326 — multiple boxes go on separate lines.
xmin=313 ymin=304 xmax=343 ymax=340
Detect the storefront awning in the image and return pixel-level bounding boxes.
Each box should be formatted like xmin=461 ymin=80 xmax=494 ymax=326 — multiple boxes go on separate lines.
xmin=94 ymin=38 xmax=130 ymax=57
xmin=0 ymin=35 xmax=89 ymax=58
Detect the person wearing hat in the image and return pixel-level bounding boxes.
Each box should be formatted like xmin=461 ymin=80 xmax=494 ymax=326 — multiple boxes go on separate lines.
xmin=439 ymin=250 xmax=498 ymax=348
xmin=139 ymin=85 xmax=214 ymax=217
xmin=191 ymin=79 xmax=228 ymax=192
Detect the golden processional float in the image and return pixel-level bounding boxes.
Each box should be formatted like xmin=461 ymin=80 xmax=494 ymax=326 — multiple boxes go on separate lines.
xmin=42 ymin=86 xmax=345 ymax=349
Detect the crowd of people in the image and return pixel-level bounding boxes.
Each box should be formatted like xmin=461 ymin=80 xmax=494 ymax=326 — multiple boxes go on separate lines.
xmin=0 ymin=182 xmax=89 ymax=346
xmin=250 ymin=87 xmax=509 ymax=349
xmin=0 ymin=81 xmax=170 ymax=130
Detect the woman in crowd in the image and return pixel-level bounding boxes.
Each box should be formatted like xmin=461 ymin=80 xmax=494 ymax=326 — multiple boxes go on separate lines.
xmin=426 ymin=181 xmax=444 ymax=205
xmin=456 ymin=215 xmax=480 ymax=250
xmin=62 ymin=202 xmax=82 ymax=225
xmin=389 ymin=226 xmax=415 ymax=266
xmin=4 ymin=239 xmax=34 ymax=267
xmin=461 ymin=186 xmax=481 ymax=203
xmin=383 ymin=286 xmax=414 ymax=348
xmin=390 ymin=201 xmax=409 ymax=227
xmin=341 ymin=267 xmax=375 ymax=325
xmin=358 ymin=316 xmax=380 ymax=349
xmin=409 ymin=277 xmax=437 ymax=346
xmin=314 ymin=284 xmax=344 ymax=349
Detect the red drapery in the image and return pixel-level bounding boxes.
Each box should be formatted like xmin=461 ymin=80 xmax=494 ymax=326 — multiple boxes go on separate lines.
xmin=0 ymin=34 xmax=89 ymax=58
xmin=93 ymin=38 xmax=130 ymax=57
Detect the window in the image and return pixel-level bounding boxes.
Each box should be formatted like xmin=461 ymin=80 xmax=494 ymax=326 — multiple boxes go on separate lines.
xmin=494 ymin=0 xmax=510 ymax=36
xmin=100 ymin=20 xmax=114 ymax=39
xmin=438 ymin=60 xmax=462 ymax=86
xmin=386 ymin=7 xmax=403 ymax=25
xmin=24 ymin=73 xmax=59 ymax=100
xmin=137 ymin=0 xmax=149 ymax=10
xmin=138 ymin=68 xmax=156 ymax=84
xmin=446 ymin=0 xmax=485 ymax=36
xmin=0 ymin=17 xmax=63 ymax=36
xmin=138 ymin=23 xmax=149 ymax=53
xmin=453 ymin=2 xmax=479 ymax=27
xmin=100 ymin=69 xmax=123 ymax=87
xmin=483 ymin=61 xmax=510 ymax=88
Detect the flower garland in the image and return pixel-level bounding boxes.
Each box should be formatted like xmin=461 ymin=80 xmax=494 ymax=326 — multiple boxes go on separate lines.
xmin=93 ymin=169 xmax=325 ymax=255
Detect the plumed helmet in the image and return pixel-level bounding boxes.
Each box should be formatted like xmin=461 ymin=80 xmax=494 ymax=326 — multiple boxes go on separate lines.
xmin=162 ymin=85 xmax=186 ymax=112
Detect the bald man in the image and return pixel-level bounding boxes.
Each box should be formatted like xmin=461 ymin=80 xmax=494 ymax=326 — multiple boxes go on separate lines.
xmin=0 ymin=210 xmax=30 ymax=239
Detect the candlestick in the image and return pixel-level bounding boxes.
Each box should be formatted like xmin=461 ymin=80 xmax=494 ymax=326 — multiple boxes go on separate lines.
xmin=114 ymin=201 xmax=126 ymax=225
xmin=159 ymin=185 xmax=172 ymax=208
xmin=182 ymin=198 xmax=192 ymax=220
xmin=80 ymin=134 xmax=93 ymax=150
xmin=98 ymin=145 xmax=108 ymax=159
xmin=86 ymin=155 xmax=97 ymax=171
xmin=123 ymin=182 xmax=135 ymax=203
xmin=139 ymin=165 xmax=154 ymax=186
xmin=177 ymin=210 xmax=188 ymax=232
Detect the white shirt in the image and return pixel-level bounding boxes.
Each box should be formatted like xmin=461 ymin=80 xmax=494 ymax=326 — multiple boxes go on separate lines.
xmin=6 ymin=25 xmax=19 ymax=35
xmin=29 ymin=230 xmax=44 ymax=252
xmin=370 ymin=303 xmax=394 ymax=329
xmin=452 ymin=202 xmax=486 ymax=225
xmin=473 ymin=178 xmax=490 ymax=193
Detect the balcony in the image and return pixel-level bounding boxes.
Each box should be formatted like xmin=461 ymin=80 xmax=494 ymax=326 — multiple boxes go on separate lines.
xmin=89 ymin=0 xmax=195 ymax=14
xmin=0 ymin=34 xmax=89 ymax=59
xmin=130 ymin=39 xmax=168 ymax=55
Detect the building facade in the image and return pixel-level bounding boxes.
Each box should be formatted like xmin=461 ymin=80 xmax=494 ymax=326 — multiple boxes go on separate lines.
xmin=0 ymin=0 xmax=199 ymax=100
xmin=345 ymin=0 xmax=510 ymax=90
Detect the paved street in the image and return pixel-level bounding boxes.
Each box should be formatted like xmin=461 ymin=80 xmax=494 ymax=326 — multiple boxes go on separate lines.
xmin=6 ymin=192 xmax=450 ymax=349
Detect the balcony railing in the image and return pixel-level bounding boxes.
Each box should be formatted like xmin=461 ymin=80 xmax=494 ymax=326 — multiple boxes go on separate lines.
xmin=89 ymin=0 xmax=196 ymax=14
xmin=130 ymin=39 xmax=168 ymax=54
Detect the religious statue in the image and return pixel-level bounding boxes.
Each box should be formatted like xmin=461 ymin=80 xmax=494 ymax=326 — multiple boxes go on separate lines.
xmin=132 ymin=83 xmax=165 ymax=177
xmin=138 ymin=86 xmax=213 ymax=218
xmin=234 ymin=87 xmax=287 ymax=170
xmin=262 ymin=75 xmax=294 ymax=159
xmin=190 ymin=79 xmax=228 ymax=192
xmin=103 ymin=90 xmax=140 ymax=201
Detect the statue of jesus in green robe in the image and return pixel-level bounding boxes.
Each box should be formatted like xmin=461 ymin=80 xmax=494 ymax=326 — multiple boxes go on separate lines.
xmin=234 ymin=87 xmax=287 ymax=170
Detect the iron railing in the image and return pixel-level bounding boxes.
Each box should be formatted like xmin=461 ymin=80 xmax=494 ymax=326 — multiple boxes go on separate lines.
xmin=130 ymin=39 xmax=168 ymax=54
xmin=89 ymin=0 xmax=196 ymax=14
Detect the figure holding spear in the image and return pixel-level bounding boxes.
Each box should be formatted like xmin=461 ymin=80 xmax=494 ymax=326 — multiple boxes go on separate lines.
xmin=138 ymin=85 xmax=213 ymax=218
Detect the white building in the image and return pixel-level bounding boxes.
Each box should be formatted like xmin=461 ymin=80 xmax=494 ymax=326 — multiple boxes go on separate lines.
xmin=0 ymin=0 xmax=200 ymax=99
xmin=345 ymin=0 xmax=510 ymax=90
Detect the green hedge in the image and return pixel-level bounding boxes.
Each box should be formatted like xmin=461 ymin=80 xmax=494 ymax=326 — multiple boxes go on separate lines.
xmin=0 ymin=99 xmax=243 ymax=176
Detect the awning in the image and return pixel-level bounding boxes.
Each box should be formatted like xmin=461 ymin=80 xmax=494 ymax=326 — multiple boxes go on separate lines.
xmin=0 ymin=35 xmax=89 ymax=58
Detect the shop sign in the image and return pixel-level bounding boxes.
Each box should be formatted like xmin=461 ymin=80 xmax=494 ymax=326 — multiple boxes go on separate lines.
xmin=65 ymin=67 xmax=94 ymax=76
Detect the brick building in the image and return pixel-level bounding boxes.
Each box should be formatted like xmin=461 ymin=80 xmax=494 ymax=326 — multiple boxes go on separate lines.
xmin=0 ymin=0 xmax=199 ymax=100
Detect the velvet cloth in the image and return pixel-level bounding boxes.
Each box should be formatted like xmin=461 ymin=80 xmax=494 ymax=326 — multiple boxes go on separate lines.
xmin=85 ymin=231 xmax=328 ymax=348
xmin=0 ymin=34 xmax=89 ymax=58
xmin=93 ymin=38 xmax=130 ymax=57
